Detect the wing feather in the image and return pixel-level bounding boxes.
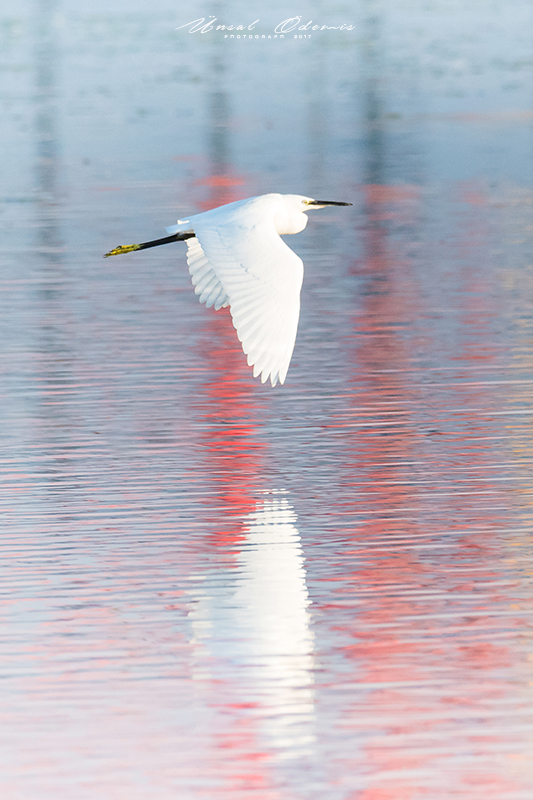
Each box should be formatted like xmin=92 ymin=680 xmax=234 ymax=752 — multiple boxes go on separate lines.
xmin=188 ymin=205 xmax=303 ymax=386
xmin=186 ymin=237 xmax=229 ymax=310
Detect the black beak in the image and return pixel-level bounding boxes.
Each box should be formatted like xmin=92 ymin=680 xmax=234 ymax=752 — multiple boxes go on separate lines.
xmin=306 ymin=200 xmax=353 ymax=206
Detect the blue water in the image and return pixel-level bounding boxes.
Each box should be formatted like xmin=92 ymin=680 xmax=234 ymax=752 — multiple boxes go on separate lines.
xmin=2 ymin=1 xmax=533 ymax=797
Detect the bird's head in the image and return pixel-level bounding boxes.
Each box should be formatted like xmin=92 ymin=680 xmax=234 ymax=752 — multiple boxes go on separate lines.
xmin=275 ymin=194 xmax=352 ymax=235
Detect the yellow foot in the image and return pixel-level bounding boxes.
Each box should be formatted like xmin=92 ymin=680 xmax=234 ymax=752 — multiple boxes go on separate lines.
xmin=104 ymin=243 xmax=141 ymax=258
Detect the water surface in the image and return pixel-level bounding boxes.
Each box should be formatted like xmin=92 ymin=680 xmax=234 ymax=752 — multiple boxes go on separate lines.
xmin=2 ymin=1 xmax=533 ymax=797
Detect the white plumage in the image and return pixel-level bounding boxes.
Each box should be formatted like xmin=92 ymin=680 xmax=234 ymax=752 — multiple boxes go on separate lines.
xmin=106 ymin=193 xmax=351 ymax=387
xmin=166 ymin=193 xmax=349 ymax=386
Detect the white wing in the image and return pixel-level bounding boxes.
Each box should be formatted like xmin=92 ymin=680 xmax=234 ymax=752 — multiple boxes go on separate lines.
xmin=166 ymin=221 xmax=229 ymax=310
xmin=186 ymin=237 xmax=229 ymax=311
xmin=188 ymin=208 xmax=303 ymax=387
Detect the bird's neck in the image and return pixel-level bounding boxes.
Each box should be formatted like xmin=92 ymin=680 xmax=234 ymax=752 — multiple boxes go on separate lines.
xmin=273 ymin=208 xmax=308 ymax=235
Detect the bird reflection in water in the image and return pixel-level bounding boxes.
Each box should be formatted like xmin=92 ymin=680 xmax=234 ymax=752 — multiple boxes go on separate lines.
xmin=187 ymin=491 xmax=316 ymax=759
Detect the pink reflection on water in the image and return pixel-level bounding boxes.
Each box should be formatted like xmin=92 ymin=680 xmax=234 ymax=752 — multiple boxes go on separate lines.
xmin=177 ymin=174 xmax=316 ymax=795
xmin=323 ymin=183 xmax=531 ymax=798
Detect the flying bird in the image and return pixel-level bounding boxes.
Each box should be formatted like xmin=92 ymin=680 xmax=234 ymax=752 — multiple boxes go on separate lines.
xmin=104 ymin=193 xmax=352 ymax=386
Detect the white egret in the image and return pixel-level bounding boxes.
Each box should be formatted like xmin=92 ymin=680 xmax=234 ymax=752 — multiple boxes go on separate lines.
xmin=104 ymin=193 xmax=351 ymax=386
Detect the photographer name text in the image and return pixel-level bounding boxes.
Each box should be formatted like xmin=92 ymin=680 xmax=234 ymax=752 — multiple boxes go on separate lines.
xmin=176 ymin=16 xmax=355 ymax=37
